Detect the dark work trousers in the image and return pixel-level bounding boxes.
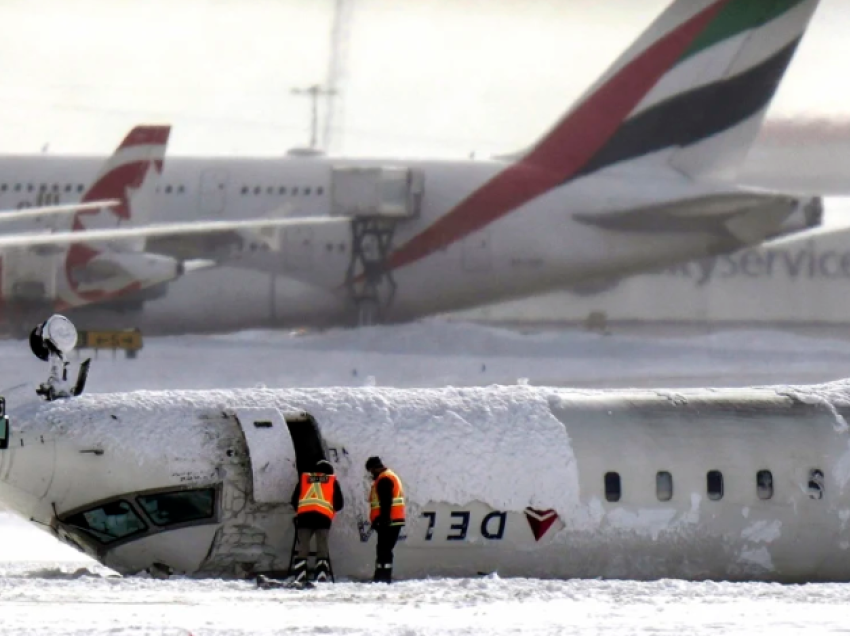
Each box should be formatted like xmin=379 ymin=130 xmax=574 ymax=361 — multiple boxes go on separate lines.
xmin=297 ymin=527 xmax=330 ymax=561
xmin=376 ymin=525 xmax=402 ymax=567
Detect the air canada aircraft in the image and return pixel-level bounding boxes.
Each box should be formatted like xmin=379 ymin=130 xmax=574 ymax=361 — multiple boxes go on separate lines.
xmin=0 ymin=125 xmax=341 ymax=331
xmin=0 ymin=317 xmax=848 ymax=582
xmin=0 ymin=0 xmax=829 ymax=332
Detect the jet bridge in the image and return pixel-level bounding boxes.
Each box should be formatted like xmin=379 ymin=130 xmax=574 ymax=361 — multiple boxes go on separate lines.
xmin=330 ymin=166 xmax=424 ymax=325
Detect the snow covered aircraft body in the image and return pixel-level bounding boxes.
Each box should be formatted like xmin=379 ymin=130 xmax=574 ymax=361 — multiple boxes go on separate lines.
xmin=0 ymin=0 xmax=829 ymax=331
xmin=1 ymin=381 xmax=850 ymax=582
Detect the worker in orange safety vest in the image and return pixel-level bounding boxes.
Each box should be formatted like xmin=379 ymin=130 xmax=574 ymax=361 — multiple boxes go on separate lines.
xmin=290 ymin=459 xmax=344 ymax=585
xmin=366 ymin=456 xmax=405 ymax=583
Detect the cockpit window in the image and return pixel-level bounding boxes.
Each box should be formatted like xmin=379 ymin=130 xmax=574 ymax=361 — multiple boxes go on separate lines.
xmin=63 ymin=500 xmax=146 ymax=544
xmin=137 ymin=489 xmax=216 ymax=527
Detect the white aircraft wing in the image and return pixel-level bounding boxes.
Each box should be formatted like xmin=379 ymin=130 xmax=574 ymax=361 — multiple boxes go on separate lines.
xmin=0 ymin=216 xmax=348 ymax=250
xmin=0 ymin=200 xmax=121 ymax=224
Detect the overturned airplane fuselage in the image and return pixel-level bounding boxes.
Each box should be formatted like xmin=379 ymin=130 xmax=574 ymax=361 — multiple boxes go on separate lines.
xmin=1 ymin=383 xmax=849 ymax=582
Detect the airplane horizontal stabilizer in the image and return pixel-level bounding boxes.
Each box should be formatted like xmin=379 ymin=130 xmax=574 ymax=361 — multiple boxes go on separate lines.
xmin=573 ymin=192 xmax=800 ymax=244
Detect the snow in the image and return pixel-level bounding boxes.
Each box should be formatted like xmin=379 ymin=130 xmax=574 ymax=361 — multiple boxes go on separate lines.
xmin=4 ymin=321 xmax=850 ymax=632
xmin=24 ymin=384 xmax=578 ymax=521
xmin=2 ymin=566 xmax=850 ymax=634
xmin=738 ymin=547 xmax=774 ymax=571
xmin=3 ymin=320 xmax=850 ymax=399
xmin=741 ymin=520 xmax=782 ymax=543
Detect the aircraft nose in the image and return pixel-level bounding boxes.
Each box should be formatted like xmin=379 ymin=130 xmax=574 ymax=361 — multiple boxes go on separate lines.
xmin=0 ymin=408 xmax=58 ymax=524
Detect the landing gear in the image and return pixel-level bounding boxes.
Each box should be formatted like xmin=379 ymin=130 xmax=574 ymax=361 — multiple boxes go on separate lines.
xmin=344 ymin=218 xmax=398 ymax=327
xmin=30 ymin=315 xmax=91 ymax=400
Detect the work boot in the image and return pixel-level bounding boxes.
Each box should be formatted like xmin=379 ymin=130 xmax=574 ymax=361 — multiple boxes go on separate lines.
xmin=374 ymin=563 xmax=392 ymax=584
xmin=291 ymin=558 xmax=308 ymax=586
xmin=314 ymin=559 xmax=331 ymax=583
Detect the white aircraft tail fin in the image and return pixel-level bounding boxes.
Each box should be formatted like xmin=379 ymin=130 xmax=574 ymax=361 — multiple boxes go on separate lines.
xmin=530 ymin=0 xmax=820 ymax=182
xmin=386 ymin=1 xmax=821 ymax=271
xmin=63 ymin=125 xmax=171 ymax=303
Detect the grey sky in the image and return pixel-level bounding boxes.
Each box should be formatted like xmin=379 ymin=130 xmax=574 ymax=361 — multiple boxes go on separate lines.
xmin=0 ymin=0 xmax=846 ymax=156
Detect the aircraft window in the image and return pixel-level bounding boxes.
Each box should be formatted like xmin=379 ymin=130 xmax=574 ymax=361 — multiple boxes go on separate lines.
xmin=317 ymin=187 xmax=324 ymax=195
xmin=241 ymin=186 xmax=248 ymax=195
xmin=656 ymin=471 xmax=673 ymax=502
xmin=0 ymin=184 xmax=6 ymax=192
xmin=178 ymin=185 xmax=185 ymax=194
xmin=52 ymin=184 xmax=59 ymax=191
xmin=26 ymin=184 xmax=33 ymax=192
xmin=292 ymin=187 xmax=299 ymax=195
xmin=707 ymin=470 xmax=723 ymax=501
xmin=279 ymin=186 xmax=286 ymax=195
xmin=254 ymin=186 xmax=261 ymax=195
xmin=13 ymin=184 xmax=20 ymax=192
xmin=267 ymin=186 xmax=274 ymax=195
xmin=77 ymin=184 xmax=84 ymax=193
xmin=165 ymin=185 xmax=173 ymax=194
xmin=63 ymin=500 xmax=146 ymax=544
xmin=757 ymin=470 xmax=773 ymax=500
xmin=137 ymin=488 xmax=216 ymax=527
xmin=38 ymin=183 xmax=46 ymax=191
xmin=604 ymin=472 xmax=621 ymax=502
xmin=64 ymin=184 xmax=72 ymax=192
xmin=304 ymin=187 xmax=312 ymax=195
xmin=808 ymin=469 xmax=824 ymax=500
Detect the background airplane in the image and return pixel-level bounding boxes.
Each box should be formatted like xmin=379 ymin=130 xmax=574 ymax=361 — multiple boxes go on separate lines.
xmin=0 ymin=0 xmax=831 ymax=334
xmin=0 ymin=125 xmax=342 ymax=334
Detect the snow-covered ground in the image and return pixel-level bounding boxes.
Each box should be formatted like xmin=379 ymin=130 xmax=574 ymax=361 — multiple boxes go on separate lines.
xmin=3 ymin=530 xmax=850 ymax=636
xmin=3 ymin=321 xmax=850 ymax=634
xmin=3 ymin=319 xmax=850 ymax=397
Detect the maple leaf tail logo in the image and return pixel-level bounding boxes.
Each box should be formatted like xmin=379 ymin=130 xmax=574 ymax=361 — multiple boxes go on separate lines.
xmin=524 ymin=507 xmax=559 ymax=542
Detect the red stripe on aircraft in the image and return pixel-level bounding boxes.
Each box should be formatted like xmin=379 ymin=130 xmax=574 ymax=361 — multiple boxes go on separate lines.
xmin=118 ymin=125 xmax=170 ymax=150
xmin=81 ymin=160 xmax=155 ymax=220
xmin=65 ymin=157 xmax=158 ymax=301
xmin=386 ymin=0 xmax=731 ymax=272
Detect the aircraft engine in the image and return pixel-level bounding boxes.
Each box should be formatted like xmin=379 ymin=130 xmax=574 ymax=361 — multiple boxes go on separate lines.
xmin=67 ymin=251 xmax=183 ymax=295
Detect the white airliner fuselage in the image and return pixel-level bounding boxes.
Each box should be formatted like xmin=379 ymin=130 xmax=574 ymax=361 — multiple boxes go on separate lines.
xmin=1 ymin=382 xmax=848 ymax=582
xmin=0 ymin=154 xmax=810 ymax=331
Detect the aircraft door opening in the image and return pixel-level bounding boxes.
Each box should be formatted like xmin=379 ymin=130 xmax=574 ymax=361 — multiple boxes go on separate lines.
xmin=229 ymin=407 xmax=297 ymax=505
xmin=229 ymin=407 xmax=329 ymax=505
xmin=199 ymin=169 xmax=229 ymax=217
xmin=462 ymin=230 xmax=492 ymax=273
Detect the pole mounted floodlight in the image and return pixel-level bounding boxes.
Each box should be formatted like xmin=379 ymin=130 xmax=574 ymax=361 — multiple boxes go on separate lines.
xmin=30 ymin=315 xmax=91 ymax=401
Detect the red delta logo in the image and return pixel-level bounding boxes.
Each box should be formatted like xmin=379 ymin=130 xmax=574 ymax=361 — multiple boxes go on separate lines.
xmin=524 ymin=508 xmax=559 ymax=541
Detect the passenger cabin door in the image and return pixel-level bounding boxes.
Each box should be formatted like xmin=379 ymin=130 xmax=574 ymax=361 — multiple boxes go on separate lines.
xmin=199 ymin=168 xmax=228 ymax=217
xmin=229 ymin=407 xmax=328 ymax=505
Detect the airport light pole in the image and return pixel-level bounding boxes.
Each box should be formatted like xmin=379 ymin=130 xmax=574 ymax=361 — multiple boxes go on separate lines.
xmin=291 ymin=84 xmax=337 ymax=149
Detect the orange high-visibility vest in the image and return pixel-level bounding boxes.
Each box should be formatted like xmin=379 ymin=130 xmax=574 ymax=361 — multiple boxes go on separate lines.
xmin=297 ymin=472 xmax=336 ymax=520
xmin=369 ymin=468 xmax=405 ymax=525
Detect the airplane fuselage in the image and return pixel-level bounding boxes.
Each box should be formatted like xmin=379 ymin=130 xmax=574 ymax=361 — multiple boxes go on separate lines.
xmin=2 ymin=384 xmax=849 ymax=582
xmin=0 ymin=154 xmax=801 ymax=332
